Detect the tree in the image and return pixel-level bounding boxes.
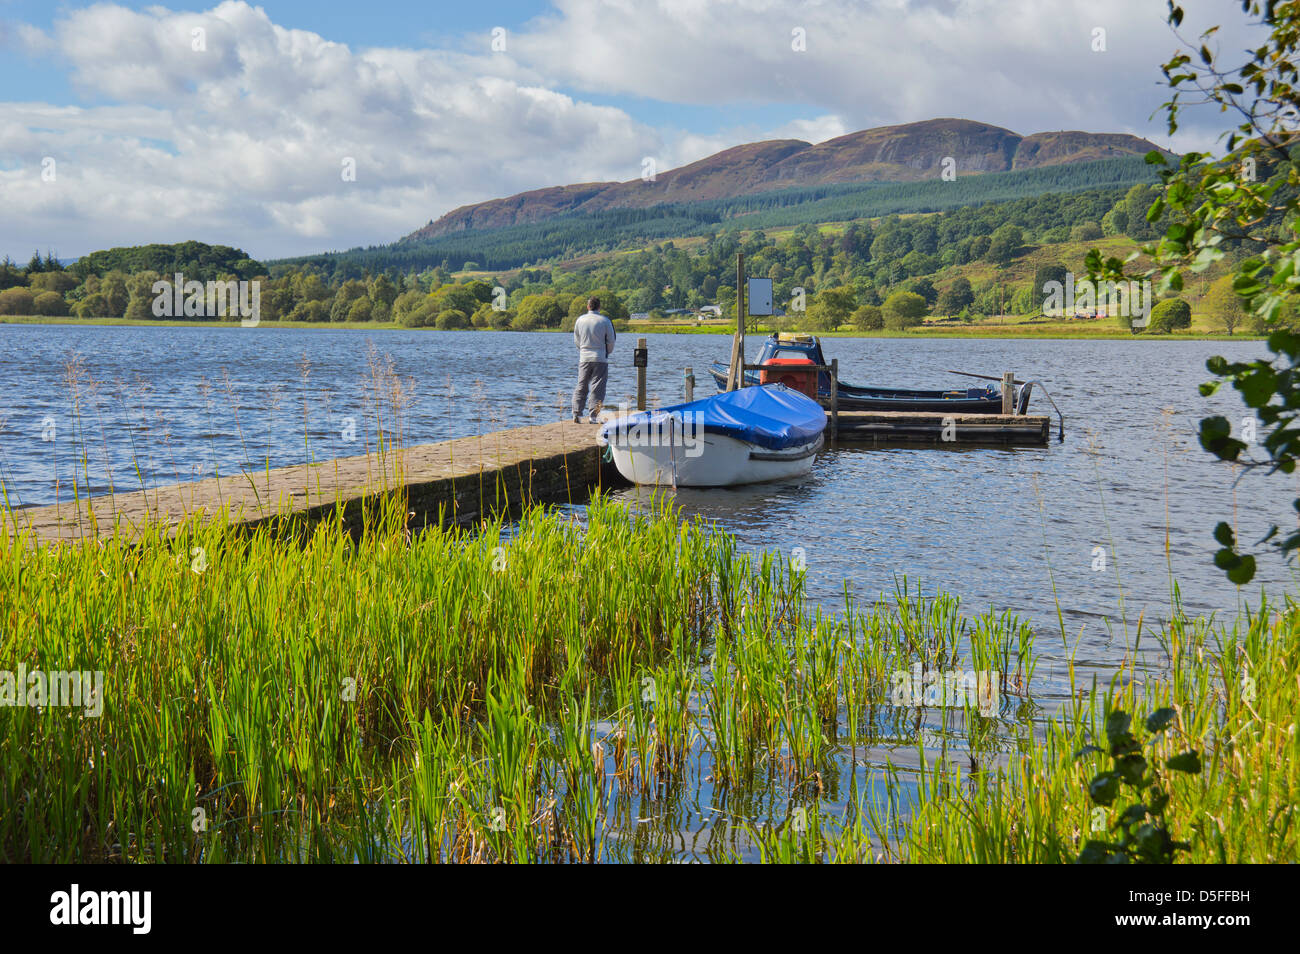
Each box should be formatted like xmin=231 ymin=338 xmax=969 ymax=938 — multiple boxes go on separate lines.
xmin=905 ymin=275 xmax=937 ymax=305
xmin=369 ymin=274 xmax=398 ymax=309
xmin=99 ymin=270 xmax=130 ymax=318
xmin=32 ymin=291 xmax=70 ymax=316
xmin=0 ymin=287 xmax=35 ymax=315
xmin=1087 ymin=1 xmax=1300 ymax=580
xmin=346 ymin=297 xmax=374 ymax=322
xmin=1202 ymin=275 xmax=1246 ymax=335
xmin=1148 ymin=297 xmax=1192 ymax=334
xmin=0 ymin=257 xmax=24 ymax=290
xmin=935 ymin=277 xmax=974 ymax=316
xmin=852 ymin=304 xmax=883 ymax=330
xmin=72 ymin=292 xmax=109 ymax=318
xmin=514 ymin=294 xmax=564 ymax=330
xmin=1033 ymin=264 xmax=1069 ymax=300
xmin=436 ymin=308 xmax=471 ymax=330
xmin=882 ymin=290 xmax=927 ymax=330
xmin=812 ymin=286 xmax=856 ymax=328
xmin=985 ymin=224 xmax=1023 ymax=265
xmin=1123 ymin=184 xmax=1161 ymax=239
xmin=28 ymin=271 xmax=78 ymax=294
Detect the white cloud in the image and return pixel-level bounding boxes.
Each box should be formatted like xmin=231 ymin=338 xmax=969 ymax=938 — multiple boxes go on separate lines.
xmin=0 ymin=0 xmax=1266 ymax=261
xmin=3 ymin=2 xmax=665 ymax=259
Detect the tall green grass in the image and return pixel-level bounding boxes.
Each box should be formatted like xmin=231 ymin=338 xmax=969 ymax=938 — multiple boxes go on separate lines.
xmin=0 ymin=493 xmax=1294 ymax=862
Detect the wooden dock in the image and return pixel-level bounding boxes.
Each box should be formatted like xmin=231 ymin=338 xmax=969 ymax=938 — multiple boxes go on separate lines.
xmin=831 ymin=410 xmax=1053 ymax=445
xmin=6 ymin=421 xmax=610 ymax=545
xmin=6 ymin=404 xmax=1054 ymax=546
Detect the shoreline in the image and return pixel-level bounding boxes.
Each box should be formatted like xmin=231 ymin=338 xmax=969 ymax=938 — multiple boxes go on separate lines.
xmin=0 ymin=315 xmax=1263 ymax=341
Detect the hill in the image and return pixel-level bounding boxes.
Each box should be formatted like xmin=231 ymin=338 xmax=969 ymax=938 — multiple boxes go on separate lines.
xmin=280 ymin=156 xmax=1161 ymax=276
xmin=407 ymin=118 xmax=1164 ymax=240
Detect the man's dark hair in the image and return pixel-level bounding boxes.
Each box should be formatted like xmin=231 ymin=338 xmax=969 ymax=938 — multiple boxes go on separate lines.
xmin=588 ymin=296 xmax=600 ymax=312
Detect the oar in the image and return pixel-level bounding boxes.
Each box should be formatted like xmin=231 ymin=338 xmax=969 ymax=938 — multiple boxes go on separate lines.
xmin=943 ymin=369 xmax=1027 ymax=386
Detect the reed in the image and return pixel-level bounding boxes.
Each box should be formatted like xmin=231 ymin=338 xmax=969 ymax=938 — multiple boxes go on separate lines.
xmin=0 ymin=483 xmax=1294 ymax=861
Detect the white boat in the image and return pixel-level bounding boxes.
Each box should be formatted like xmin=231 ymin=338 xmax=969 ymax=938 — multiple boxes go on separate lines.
xmin=597 ymin=384 xmax=827 ymax=488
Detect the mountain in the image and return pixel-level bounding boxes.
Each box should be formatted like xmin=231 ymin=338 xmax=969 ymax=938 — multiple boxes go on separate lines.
xmin=405 ymin=118 xmax=1163 ymax=241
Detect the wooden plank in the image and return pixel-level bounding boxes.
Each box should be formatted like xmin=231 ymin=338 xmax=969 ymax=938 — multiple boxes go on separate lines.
xmin=6 ymin=420 xmax=610 ymax=546
xmin=832 ymin=410 xmax=1050 ymax=446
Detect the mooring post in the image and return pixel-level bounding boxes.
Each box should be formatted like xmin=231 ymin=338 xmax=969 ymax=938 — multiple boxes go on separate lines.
xmin=1002 ymin=372 xmax=1015 ymax=415
xmin=635 ymin=338 xmax=648 ymax=410
xmin=684 ymin=366 xmax=695 ymax=402
xmin=830 ymin=359 xmax=839 ymax=440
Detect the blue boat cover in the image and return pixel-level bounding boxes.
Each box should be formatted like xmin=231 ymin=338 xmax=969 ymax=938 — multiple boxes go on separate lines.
xmin=599 ymin=384 xmax=826 ymax=452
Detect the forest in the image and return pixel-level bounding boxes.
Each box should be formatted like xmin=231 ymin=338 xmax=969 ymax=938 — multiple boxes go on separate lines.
xmin=0 ymin=174 xmax=1275 ymax=336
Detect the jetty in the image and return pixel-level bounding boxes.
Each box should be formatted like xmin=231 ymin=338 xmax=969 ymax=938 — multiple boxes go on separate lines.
xmin=7 ymin=402 xmax=1051 ymax=546
xmin=7 ymin=421 xmax=608 ymax=545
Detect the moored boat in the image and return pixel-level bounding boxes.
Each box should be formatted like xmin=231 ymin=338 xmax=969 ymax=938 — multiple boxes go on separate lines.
xmin=597 ymin=384 xmax=826 ymax=487
xmin=709 ymin=333 xmax=1031 ymax=414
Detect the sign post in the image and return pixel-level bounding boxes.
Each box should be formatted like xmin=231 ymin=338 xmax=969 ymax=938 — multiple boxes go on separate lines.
xmin=726 ymin=253 xmax=746 ymax=390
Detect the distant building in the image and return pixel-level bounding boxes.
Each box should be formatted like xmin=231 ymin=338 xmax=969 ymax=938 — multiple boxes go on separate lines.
xmin=698 ymin=305 xmax=722 ymax=317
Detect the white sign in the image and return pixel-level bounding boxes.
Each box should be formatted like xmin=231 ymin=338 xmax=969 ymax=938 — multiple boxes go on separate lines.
xmin=747 ymin=277 xmax=773 ymax=316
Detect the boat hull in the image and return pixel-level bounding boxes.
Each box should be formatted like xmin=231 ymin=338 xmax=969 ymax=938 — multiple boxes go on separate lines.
xmin=606 ymin=431 xmax=823 ymax=487
xmin=708 ymin=363 xmax=1010 ymax=413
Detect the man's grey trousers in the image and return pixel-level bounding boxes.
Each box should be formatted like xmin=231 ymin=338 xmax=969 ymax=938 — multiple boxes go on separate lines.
xmin=572 ymin=360 xmax=609 ymax=417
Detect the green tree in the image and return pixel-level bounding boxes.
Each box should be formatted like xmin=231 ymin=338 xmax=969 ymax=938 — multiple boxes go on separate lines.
xmin=346 ymin=297 xmax=374 ymax=322
xmin=882 ymin=290 xmax=928 ymax=330
xmin=852 ymin=304 xmax=883 ymax=330
xmin=1202 ymin=275 xmax=1246 ymax=336
xmin=1087 ymin=0 xmax=1300 ymax=580
xmin=436 ymin=308 xmax=471 ymax=329
xmin=985 ymin=224 xmax=1023 ymax=265
xmin=1148 ymin=297 xmax=1192 ymax=334
xmin=515 ymin=294 xmax=564 ymax=330
xmin=0 ymin=287 xmax=35 ymax=315
xmin=32 ymin=290 xmax=70 ymax=316
xmin=29 ymin=272 xmax=78 ymax=294
xmin=369 ymin=274 xmax=398 ymax=309
xmin=935 ymin=277 xmax=974 ymax=316
xmin=72 ymin=292 xmax=109 ymax=318
xmin=99 ymin=270 xmax=130 ymax=318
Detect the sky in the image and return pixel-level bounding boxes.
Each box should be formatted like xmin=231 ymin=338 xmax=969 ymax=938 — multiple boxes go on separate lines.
xmin=0 ymin=0 xmax=1268 ymax=262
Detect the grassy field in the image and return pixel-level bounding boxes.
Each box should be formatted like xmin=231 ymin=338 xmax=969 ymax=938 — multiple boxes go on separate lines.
xmin=0 ymin=492 xmax=1294 ymax=863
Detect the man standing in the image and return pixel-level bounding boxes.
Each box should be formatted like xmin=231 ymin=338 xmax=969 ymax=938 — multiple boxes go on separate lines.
xmin=571 ymin=296 xmax=616 ymax=423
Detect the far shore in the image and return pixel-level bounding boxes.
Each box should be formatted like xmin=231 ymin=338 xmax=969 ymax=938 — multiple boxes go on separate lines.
xmin=0 ymin=314 xmax=1264 ymax=341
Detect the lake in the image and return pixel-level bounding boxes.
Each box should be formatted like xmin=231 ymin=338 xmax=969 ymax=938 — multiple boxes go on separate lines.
xmin=2 ymin=323 xmax=1295 ymax=708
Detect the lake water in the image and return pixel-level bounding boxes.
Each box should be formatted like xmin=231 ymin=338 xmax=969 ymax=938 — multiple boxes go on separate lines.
xmin=2 ymin=324 xmax=1295 ymax=705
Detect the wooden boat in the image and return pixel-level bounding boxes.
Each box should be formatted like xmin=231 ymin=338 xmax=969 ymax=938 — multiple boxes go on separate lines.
xmin=708 ymin=333 xmax=1030 ymax=414
xmin=597 ymin=384 xmax=826 ymax=487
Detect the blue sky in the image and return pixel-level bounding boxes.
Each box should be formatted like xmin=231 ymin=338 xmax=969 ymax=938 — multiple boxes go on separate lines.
xmin=0 ymin=1 xmax=1262 ymax=261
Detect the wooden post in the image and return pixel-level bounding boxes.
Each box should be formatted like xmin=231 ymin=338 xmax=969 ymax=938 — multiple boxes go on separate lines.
xmin=684 ymin=366 xmax=695 ymax=402
xmin=737 ymin=253 xmax=746 ymax=387
xmin=636 ymin=337 xmax=647 ymax=410
xmin=726 ymin=252 xmax=746 ymax=390
xmin=1001 ymin=371 xmax=1015 ymax=415
xmin=830 ymin=358 xmax=839 ymax=440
